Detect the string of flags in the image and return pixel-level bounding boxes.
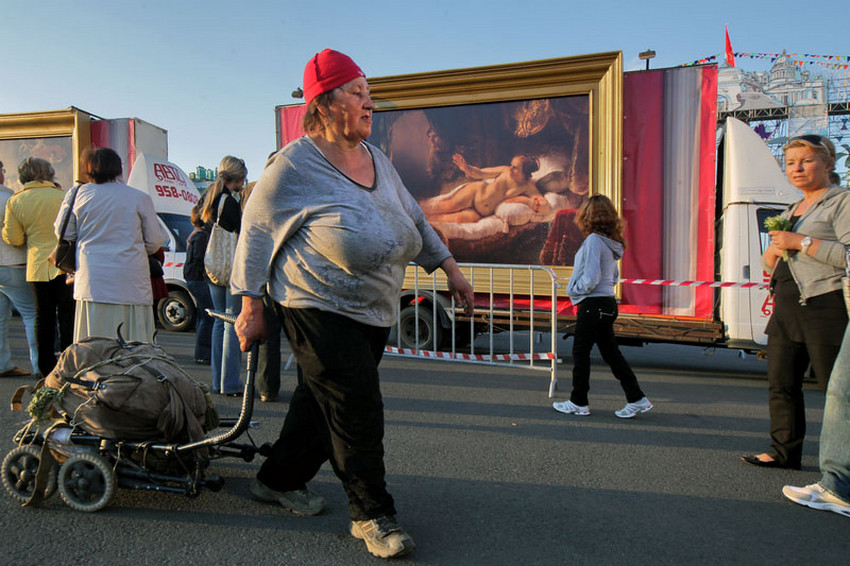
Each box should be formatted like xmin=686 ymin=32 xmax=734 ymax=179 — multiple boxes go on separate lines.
xmin=681 ymin=52 xmax=850 ymax=70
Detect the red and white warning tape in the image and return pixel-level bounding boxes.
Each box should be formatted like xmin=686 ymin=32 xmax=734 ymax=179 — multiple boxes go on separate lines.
xmin=384 ymin=345 xmax=557 ymax=361
xmin=617 ymin=278 xmax=768 ymax=289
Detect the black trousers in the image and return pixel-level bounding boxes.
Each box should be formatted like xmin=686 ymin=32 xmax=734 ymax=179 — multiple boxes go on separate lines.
xmin=570 ymin=296 xmax=644 ymax=406
xmin=257 ymin=307 xmax=395 ymax=521
xmin=766 ymin=335 xmax=840 ymax=467
xmin=31 ymin=275 xmax=75 ymax=376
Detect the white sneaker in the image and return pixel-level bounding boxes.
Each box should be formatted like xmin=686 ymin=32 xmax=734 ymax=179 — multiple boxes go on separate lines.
xmin=615 ymin=397 xmax=653 ymax=419
xmin=782 ymin=483 xmax=850 ymax=518
xmin=350 ymin=515 xmax=415 ymax=558
xmin=553 ymin=400 xmax=590 ymax=416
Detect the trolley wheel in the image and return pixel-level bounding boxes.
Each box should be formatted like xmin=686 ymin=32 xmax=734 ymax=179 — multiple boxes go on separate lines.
xmin=2 ymin=445 xmax=57 ymax=503
xmin=57 ymin=453 xmax=116 ymax=512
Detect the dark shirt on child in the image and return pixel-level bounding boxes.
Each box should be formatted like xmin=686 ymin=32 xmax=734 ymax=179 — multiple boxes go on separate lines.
xmin=184 ymin=227 xmax=210 ymax=282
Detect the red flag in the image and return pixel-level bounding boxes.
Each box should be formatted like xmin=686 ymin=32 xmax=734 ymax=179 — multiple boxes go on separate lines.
xmin=725 ymin=25 xmax=735 ymax=67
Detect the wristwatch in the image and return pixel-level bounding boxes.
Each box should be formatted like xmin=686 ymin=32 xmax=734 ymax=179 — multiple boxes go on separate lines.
xmin=800 ymin=236 xmax=813 ymax=255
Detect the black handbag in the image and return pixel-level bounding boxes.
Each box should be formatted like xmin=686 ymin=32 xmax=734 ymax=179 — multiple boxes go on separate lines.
xmin=48 ymin=185 xmax=81 ymax=274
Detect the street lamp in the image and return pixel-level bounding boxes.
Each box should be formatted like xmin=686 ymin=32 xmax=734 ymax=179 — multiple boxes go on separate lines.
xmin=639 ymin=49 xmax=656 ymax=70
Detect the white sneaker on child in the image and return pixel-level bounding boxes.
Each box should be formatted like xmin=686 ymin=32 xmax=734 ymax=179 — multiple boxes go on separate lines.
xmin=553 ymin=400 xmax=590 ymax=416
xmin=614 ymin=397 xmax=653 ymax=419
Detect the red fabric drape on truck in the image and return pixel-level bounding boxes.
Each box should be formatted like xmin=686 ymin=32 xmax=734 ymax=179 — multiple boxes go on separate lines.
xmin=620 ymin=65 xmax=718 ymax=319
xmin=276 ymin=105 xmax=307 ymax=149
xmin=621 ymin=71 xmax=665 ymax=314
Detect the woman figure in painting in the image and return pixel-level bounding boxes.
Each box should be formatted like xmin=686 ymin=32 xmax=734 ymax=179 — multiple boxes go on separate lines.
xmin=200 ymin=155 xmax=247 ymax=396
xmin=54 ymin=147 xmax=164 ymax=343
xmin=421 ymin=153 xmax=549 ymax=223
xmin=231 ymin=49 xmax=473 ymax=559
xmin=552 ymin=194 xmax=653 ymax=419
xmin=743 ymin=134 xmax=850 ymax=469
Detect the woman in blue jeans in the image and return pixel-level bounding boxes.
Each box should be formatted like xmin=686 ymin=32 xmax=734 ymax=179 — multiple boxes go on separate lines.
xmin=200 ymin=155 xmax=246 ymax=395
xmin=783 ymin=314 xmax=850 ymax=518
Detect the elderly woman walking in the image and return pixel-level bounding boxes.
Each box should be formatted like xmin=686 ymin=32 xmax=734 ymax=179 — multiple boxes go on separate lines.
xmin=232 ymin=49 xmax=473 ymax=559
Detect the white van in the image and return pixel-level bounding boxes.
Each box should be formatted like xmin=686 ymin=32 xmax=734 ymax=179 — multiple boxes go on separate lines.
xmin=127 ymin=153 xmax=201 ymax=332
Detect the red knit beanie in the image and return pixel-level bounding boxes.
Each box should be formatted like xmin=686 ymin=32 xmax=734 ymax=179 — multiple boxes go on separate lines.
xmin=303 ymin=49 xmax=365 ymax=105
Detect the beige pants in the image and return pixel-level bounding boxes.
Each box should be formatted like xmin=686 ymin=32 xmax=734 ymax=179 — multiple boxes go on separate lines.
xmin=74 ymin=301 xmax=155 ymax=343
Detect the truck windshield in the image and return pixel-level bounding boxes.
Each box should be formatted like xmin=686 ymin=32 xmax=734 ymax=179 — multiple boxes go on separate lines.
xmin=158 ymin=213 xmax=194 ymax=253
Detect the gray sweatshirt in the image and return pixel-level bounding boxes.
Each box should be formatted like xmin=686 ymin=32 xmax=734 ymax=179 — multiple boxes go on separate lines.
xmin=761 ymin=186 xmax=850 ymax=303
xmin=230 ymin=137 xmax=451 ymax=327
xmin=566 ymin=233 xmax=623 ymax=305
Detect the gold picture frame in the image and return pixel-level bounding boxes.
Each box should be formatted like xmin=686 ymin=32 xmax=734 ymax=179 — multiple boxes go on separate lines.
xmin=0 ymin=107 xmax=93 ymax=188
xmin=368 ymin=52 xmax=623 ymax=297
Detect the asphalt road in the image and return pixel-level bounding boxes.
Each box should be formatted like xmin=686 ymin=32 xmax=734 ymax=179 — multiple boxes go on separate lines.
xmin=0 ymin=317 xmax=846 ymax=565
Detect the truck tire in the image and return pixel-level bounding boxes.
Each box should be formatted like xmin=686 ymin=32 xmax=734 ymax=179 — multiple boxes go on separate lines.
xmin=157 ymin=289 xmax=195 ymax=332
xmin=397 ymin=305 xmax=443 ymax=351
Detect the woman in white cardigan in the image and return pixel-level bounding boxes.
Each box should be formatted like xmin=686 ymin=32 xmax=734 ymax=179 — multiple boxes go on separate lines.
xmin=55 ymin=147 xmax=164 ymax=342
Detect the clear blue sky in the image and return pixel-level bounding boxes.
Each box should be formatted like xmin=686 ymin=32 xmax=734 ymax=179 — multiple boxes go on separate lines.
xmin=2 ymin=0 xmax=847 ymax=180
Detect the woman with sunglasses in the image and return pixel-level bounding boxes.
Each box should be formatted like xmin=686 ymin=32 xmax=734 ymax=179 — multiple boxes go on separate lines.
xmin=743 ymin=134 xmax=850 ymax=470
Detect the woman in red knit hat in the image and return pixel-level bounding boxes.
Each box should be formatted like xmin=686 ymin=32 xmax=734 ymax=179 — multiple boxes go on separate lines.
xmin=232 ymin=49 xmax=474 ymax=559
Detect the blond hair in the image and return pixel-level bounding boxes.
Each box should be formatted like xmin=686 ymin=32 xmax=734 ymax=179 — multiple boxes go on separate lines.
xmin=783 ymin=134 xmax=836 ymax=173
xmin=200 ymin=155 xmax=247 ymax=223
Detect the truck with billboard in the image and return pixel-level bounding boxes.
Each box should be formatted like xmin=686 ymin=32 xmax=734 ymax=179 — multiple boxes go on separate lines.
xmin=274 ymin=53 xmax=799 ymax=354
xmin=0 ymin=108 xmax=199 ymax=331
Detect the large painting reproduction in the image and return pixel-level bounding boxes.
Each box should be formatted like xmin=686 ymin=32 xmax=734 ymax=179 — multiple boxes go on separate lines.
xmin=370 ymin=95 xmax=589 ymax=265
xmin=367 ymin=51 xmax=622 ymax=286
xmin=0 ymin=109 xmax=91 ymax=192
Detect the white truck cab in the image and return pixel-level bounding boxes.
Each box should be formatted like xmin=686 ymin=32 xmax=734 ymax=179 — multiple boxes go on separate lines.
xmin=127 ymin=153 xmax=202 ymax=332
xmin=718 ymin=118 xmax=800 ymax=349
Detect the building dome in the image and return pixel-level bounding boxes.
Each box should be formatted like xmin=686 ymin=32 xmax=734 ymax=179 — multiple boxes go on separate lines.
xmin=770 ymin=50 xmax=796 ymax=85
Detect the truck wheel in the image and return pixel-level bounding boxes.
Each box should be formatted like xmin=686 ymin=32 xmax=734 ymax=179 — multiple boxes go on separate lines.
xmin=157 ymin=289 xmax=195 ymax=332
xmin=397 ymin=305 xmax=443 ymax=351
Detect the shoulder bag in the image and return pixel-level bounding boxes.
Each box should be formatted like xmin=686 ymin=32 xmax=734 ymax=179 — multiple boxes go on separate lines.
xmin=48 ymin=185 xmax=81 ymax=274
xmin=204 ymin=195 xmax=238 ymax=287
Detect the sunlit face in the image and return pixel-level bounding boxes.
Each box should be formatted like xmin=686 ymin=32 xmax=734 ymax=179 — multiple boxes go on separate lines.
xmin=784 ymin=146 xmax=832 ymax=192
xmin=326 ymin=77 xmax=374 ymax=142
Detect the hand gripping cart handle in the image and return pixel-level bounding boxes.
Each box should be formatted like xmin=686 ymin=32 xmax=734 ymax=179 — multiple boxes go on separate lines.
xmin=173 ymin=309 xmax=259 ymax=454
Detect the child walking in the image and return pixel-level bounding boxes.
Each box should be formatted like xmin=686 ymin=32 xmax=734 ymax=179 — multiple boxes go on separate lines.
xmin=553 ymin=195 xmax=653 ymax=418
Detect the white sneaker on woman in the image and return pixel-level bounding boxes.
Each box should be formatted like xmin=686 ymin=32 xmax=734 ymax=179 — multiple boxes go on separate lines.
xmin=615 ymin=397 xmax=653 ymax=419
xmin=553 ymin=400 xmax=590 ymax=416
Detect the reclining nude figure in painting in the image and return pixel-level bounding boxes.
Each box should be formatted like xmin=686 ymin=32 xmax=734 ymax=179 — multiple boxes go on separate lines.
xmin=421 ymin=154 xmax=551 ymax=224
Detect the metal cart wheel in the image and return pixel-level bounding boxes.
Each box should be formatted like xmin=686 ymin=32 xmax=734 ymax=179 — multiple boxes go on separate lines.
xmin=2 ymin=445 xmax=57 ymax=503
xmin=57 ymin=453 xmax=116 ymax=512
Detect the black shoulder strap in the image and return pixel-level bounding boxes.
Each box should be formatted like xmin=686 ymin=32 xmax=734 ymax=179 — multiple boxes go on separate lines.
xmin=57 ymin=184 xmax=82 ymax=239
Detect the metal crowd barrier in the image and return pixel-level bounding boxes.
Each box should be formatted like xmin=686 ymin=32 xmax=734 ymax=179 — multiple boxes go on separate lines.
xmin=387 ymin=263 xmax=562 ymax=397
